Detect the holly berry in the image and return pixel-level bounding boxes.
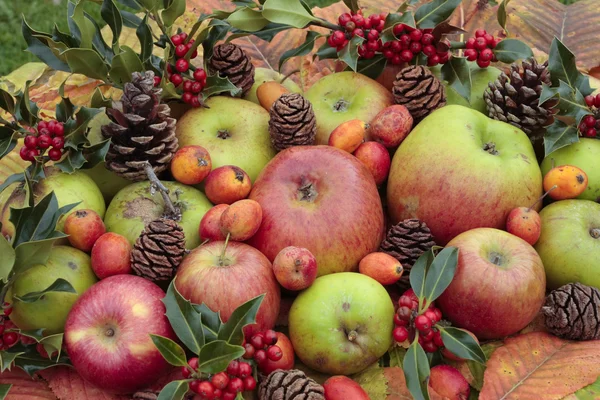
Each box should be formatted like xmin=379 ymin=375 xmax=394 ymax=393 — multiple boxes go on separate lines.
xmin=238 ymin=361 xmax=253 ymax=378
xmin=37 ymin=120 xmax=47 ymax=131
xmin=175 ymin=59 xmax=189 ymax=73
xmin=175 ymin=44 xmax=188 ymax=58
xmin=267 ymin=345 xmax=283 ymax=362
xmin=422 ymin=341 xmax=438 ymax=353
xmin=421 ymin=329 xmax=435 ymax=342
xmin=189 ymin=380 xmax=201 ymax=394
xmin=38 ymin=134 xmax=52 ymax=149
xmin=48 ymin=148 xmax=62 ymax=161
xmin=250 ymin=333 xmax=265 ymax=349
xmin=475 ymin=29 xmax=487 ymax=38
xmin=170 ymin=74 xmax=183 ymax=87
xmin=409 ymin=41 xmax=422 ymax=54
xmin=190 ymin=96 xmax=201 ymax=108
xmin=212 ymin=372 xmax=230 ymax=390
xmin=398 ymin=295 xmax=413 ymax=309
xmin=51 ymin=136 xmax=64 ymax=150
xmin=183 ymin=80 xmax=194 ymax=93
xmin=414 ymin=315 xmax=431 ymax=333
xmin=193 ymin=68 xmax=207 ymax=83
xmin=434 ymin=308 xmax=443 ymax=321
xmin=24 ymin=135 xmax=38 ymax=149
xmin=424 ymin=309 xmax=439 ymax=324
xmin=182 ymin=92 xmax=194 ymax=104
xmin=422 ymin=33 xmax=434 ymax=45
xmin=243 ymin=376 xmax=257 ymax=391
xmin=197 ymin=381 xmax=215 ymax=398
xmin=585 ymin=95 xmax=596 ymax=107
xmin=19 ymin=146 xmax=30 ymax=161
xmin=171 ymin=34 xmax=183 ymax=46
xmin=409 ymin=29 xmax=423 ymax=42
xmin=27 ymin=149 xmax=40 ymax=161
xmin=3 ymin=332 xmax=18 ymax=347
xmin=585 ymin=128 xmax=597 ymax=138
xmin=339 ymin=13 xmax=352 ymax=26
xmin=464 ymin=48 xmax=478 ymax=61
xmin=584 ymin=115 xmax=596 ymax=127
xmin=226 ymin=360 xmax=240 ymax=376
xmin=226 ymin=377 xmax=244 ymax=393
xmin=393 ymin=326 xmax=409 ymax=342
xmin=427 ymin=54 xmax=441 ymax=66
xmin=400 ymin=49 xmax=413 ymax=62
xmin=433 ymin=330 xmax=444 ymax=347
xmin=477 ymin=59 xmax=491 ymax=68
xmin=479 ymin=48 xmax=494 ymax=62
xmin=223 ymin=393 xmax=236 ymax=400
xmin=214 ymin=389 xmax=223 ymax=399
xmin=243 ymin=343 xmax=255 ymax=359
xmin=397 ymin=306 xmax=412 ymax=321
xmin=595 ymin=94 xmax=600 ymax=108
xmin=254 ymin=349 xmax=267 ymax=365
xmin=264 ymin=329 xmax=278 ymax=345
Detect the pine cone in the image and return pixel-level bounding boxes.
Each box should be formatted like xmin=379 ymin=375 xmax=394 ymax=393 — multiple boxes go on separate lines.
xmin=542 ymin=282 xmax=600 ymax=341
xmin=269 ymin=93 xmax=317 ymax=152
xmin=392 ymin=65 xmax=446 ymax=122
xmin=131 ymin=218 xmax=185 ymax=282
xmin=258 ymin=369 xmax=325 ymax=400
xmin=101 ymin=71 xmax=177 ymax=182
xmin=209 ymin=43 xmax=255 ymax=96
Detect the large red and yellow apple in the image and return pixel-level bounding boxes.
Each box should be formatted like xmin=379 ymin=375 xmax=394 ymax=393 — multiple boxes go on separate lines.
xmin=387 ymin=105 xmax=543 ymax=245
xmin=247 ymin=145 xmax=384 ymax=276
xmin=437 ymin=228 xmax=546 ymax=339
xmin=174 ymin=240 xmax=280 ymax=336
xmin=64 ymin=275 xmax=176 ymax=394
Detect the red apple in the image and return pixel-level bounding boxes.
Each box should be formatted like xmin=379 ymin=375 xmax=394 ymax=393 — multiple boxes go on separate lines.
xmin=272 ymin=246 xmax=318 ymax=291
xmin=199 ymin=204 xmax=228 ymax=241
xmin=367 ymin=105 xmax=413 ymax=148
xmin=261 ymin=332 xmax=295 ymax=375
xmin=248 ymin=146 xmax=384 ymax=277
xmin=428 ymin=365 xmax=470 ymax=400
xmin=219 ymin=199 xmax=263 ymax=241
xmin=353 ymin=141 xmax=391 ymax=186
xmin=323 ymin=376 xmax=370 ymax=400
xmin=91 ymin=232 xmax=132 ymax=279
xmin=64 ymin=275 xmax=176 ymax=394
xmin=175 ymin=241 xmax=280 ymax=337
xmin=437 ymin=228 xmax=546 ymax=339
xmin=64 ymin=209 xmax=106 ymax=252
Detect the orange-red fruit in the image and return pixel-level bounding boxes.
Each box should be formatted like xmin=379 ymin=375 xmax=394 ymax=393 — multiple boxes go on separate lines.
xmin=204 ymin=165 xmax=252 ymax=205
xmin=358 ymin=252 xmax=403 ymax=285
xmin=220 ymin=199 xmax=263 ymax=241
xmin=170 ymin=145 xmax=212 ymax=185
xmin=543 ymin=165 xmax=588 ymax=200
xmin=323 ymin=376 xmax=370 ymax=400
xmin=257 ymin=81 xmax=290 ymax=111
xmin=428 ymin=365 xmax=470 ymax=400
xmin=353 ymin=141 xmax=391 ymax=185
xmin=260 ymin=332 xmax=295 ymax=375
xmin=505 ymin=206 xmax=542 ymax=245
xmin=328 ymin=119 xmax=367 ymax=153
xmin=91 ymin=232 xmax=132 ymax=279
xmin=199 ymin=204 xmax=228 ymax=241
xmin=64 ymin=209 xmax=106 ymax=252
xmin=367 ymin=104 xmax=413 ymax=148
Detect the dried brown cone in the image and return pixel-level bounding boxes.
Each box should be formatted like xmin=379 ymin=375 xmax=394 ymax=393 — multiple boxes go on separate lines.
xmin=101 ymin=71 xmax=177 ymax=182
xmin=258 ymin=369 xmax=325 ymax=400
xmin=131 ymin=218 xmax=185 ymax=282
xmin=392 ymin=65 xmax=446 ymax=122
xmin=209 ymin=43 xmax=255 ymax=96
xmin=269 ymin=93 xmax=317 ymax=152
xmin=542 ymin=282 xmax=600 ymax=341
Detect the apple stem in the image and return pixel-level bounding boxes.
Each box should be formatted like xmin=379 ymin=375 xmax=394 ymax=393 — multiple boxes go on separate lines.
xmin=527 ymin=185 xmax=557 ymax=211
xmin=218 ymin=233 xmax=231 ymax=266
xmin=144 ymin=162 xmax=181 ymax=221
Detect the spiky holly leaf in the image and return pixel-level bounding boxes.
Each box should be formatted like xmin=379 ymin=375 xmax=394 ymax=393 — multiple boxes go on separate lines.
xmin=162 ymin=280 xmax=205 ymax=354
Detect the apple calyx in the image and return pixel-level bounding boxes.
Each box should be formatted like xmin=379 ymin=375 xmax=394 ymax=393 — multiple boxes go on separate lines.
xmin=482 ymin=142 xmax=499 ymax=155
xmin=104 ymin=327 xmax=116 ymax=337
xmin=488 ymin=251 xmax=505 ymax=266
xmin=297 ymin=180 xmax=318 ymax=203
xmin=590 ymin=228 xmax=600 ymax=239
xmin=333 ymin=99 xmax=350 ymax=112
xmin=217 ymin=129 xmax=231 ymax=139
xmin=347 ymin=330 xmax=358 ymax=342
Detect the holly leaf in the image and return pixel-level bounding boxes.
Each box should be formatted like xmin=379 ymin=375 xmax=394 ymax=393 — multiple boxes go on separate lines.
xmin=403 ymin=341 xmax=430 ymax=400
xmin=163 ymin=281 xmax=205 ymax=354
xmin=217 ymin=294 xmax=264 ymax=345
xmin=422 ymin=246 xmax=458 ymax=307
xmin=497 ymin=0 xmax=511 ymax=34
xmin=0 ymin=127 xmax=18 ymax=160
xmin=432 ymin=21 xmax=466 ymax=41
xmin=0 ymin=89 xmax=15 ymax=115
xmin=548 ymin=37 xmax=592 ymax=96
xmin=61 ymin=48 xmax=109 ymax=81
xmin=203 ymin=20 xmax=231 ymax=63
xmin=14 ymin=81 xmax=40 ymax=127
xmin=101 ymin=0 xmax=123 ymax=49
xmin=201 ymin=75 xmax=242 ymax=100
xmin=342 ymin=0 xmax=360 ymax=13
xmin=197 ymin=340 xmax=245 ymax=374
xmin=90 ymin=88 xmax=114 ymax=109
xmin=338 ymin=36 xmax=364 ymax=72
xmin=0 ymin=351 xmax=24 ymax=372
xmin=381 ymin=12 xmax=415 ymax=44
xmin=0 ymin=233 xmax=14 ymax=282
xmin=493 ymin=39 xmax=533 ymax=63
xmin=415 ymin=0 xmax=462 ymax=29
xmin=157 ymin=380 xmax=189 ymax=400
xmin=0 ymin=384 xmax=10 ymax=400
xmin=552 ymin=81 xmax=592 ymax=126
xmin=70 ymin=0 xmax=97 ymax=49
xmin=227 ymin=7 xmax=270 ymax=32
xmin=439 ymin=327 xmax=486 ymax=364
xmin=21 ymin=18 xmax=71 ymax=73
xmin=544 ymin=120 xmax=579 ymax=157
xmin=262 ymin=0 xmax=318 ymax=29
xmin=441 ymin=57 xmax=472 ymax=104
xmin=150 ymin=335 xmax=188 ymax=367
xmin=279 ymin=31 xmax=320 ymax=71
xmin=162 ymin=0 xmax=186 ymax=27
xmin=13 ymin=237 xmax=64 ymax=276
xmin=109 ymin=46 xmax=145 ymax=87
xmin=193 ymin=303 xmax=222 ymax=342
xmin=16 ymin=332 xmax=65 ymax=362
xmin=14 ymin=279 xmax=76 ymax=304
xmin=232 ymin=22 xmax=289 ymax=42
xmin=356 ymin=55 xmax=387 ymax=80
xmin=397 ymin=0 xmax=420 ymax=14
xmin=410 ymin=249 xmax=434 ymax=302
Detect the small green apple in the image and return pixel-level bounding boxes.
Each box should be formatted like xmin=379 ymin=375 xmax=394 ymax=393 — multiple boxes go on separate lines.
xmin=541 ymin=138 xmax=600 ymax=202
xmin=534 ymin=200 xmax=600 ymax=290
xmin=244 ymin=67 xmax=302 ymax=105
xmin=288 ymin=272 xmax=394 ymax=375
xmin=6 ymin=246 xmax=98 ymax=334
xmin=104 ymin=180 xmax=212 ymax=249
xmin=175 ymin=96 xmax=276 ymax=182
xmin=304 ymin=72 xmax=394 ymax=145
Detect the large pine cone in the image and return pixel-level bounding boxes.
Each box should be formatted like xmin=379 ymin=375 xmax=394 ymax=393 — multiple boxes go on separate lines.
xmin=269 ymin=93 xmax=317 ymax=152
xmin=101 ymin=71 xmax=177 ymax=182
xmin=131 ymin=218 xmax=185 ymax=282
xmin=392 ymin=65 xmax=446 ymax=122
xmin=542 ymin=282 xmax=600 ymax=341
xmin=209 ymin=43 xmax=255 ymax=96
xmin=258 ymin=369 xmax=325 ymax=400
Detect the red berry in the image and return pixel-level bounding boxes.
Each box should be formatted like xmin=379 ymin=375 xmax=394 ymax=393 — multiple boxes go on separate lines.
xmin=393 ymin=23 xmax=404 ymax=37
xmin=190 ymin=96 xmax=201 ymax=108
xmin=584 ymin=115 xmax=596 ymax=127
xmin=153 ymin=76 xmax=161 ymax=87
xmin=182 ymin=92 xmax=194 ymax=104
xmin=434 ymin=308 xmax=443 ymax=321
xmin=243 ymin=376 xmax=257 ymax=391
xmin=409 ymin=41 xmax=422 ymax=54
xmin=397 ymin=306 xmax=412 ymax=321
xmin=179 ymin=32 xmax=188 ymax=41
xmin=475 ymin=29 xmax=487 ymax=38
xmin=24 ymin=135 xmax=38 ymax=149
xmin=585 ymin=128 xmax=597 ymax=137
xmin=423 ymin=44 xmax=437 ymax=57
xmin=214 ymin=389 xmax=223 ymax=399
xmin=421 ymin=329 xmax=434 ymax=342
xmin=585 ymin=95 xmax=596 ymax=107
xmin=3 ymin=307 xmax=12 ymax=318
xmin=352 ymin=14 xmax=365 ymax=28
xmin=48 ymin=148 xmax=62 ymax=162
xmin=51 ymin=136 xmax=64 ymax=150
xmin=415 ymin=315 xmax=431 ymax=333
xmin=226 ymin=377 xmax=244 ymax=393
xmin=183 ymin=80 xmax=194 ymax=93
xmin=243 ymin=343 xmax=255 ymax=359
xmin=393 ymin=326 xmax=409 ymax=342
xmin=226 ymin=360 xmax=240 ymax=376
xmin=264 ymin=329 xmax=278 ymax=345
xmin=399 ymin=34 xmax=411 ymax=47
xmin=383 ymin=49 xmax=394 ymax=59
xmin=367 ymin=29 xmax=379 ymax=41
xmin=327 ymin=35 xmax=337 ymax=48
xmin=595 ymin=94 xmax=600 ymax=108
xmin=433 ymin=330 xmax=444 ymax=347
xmin=477 ymin=59 xmax=491 ymax=68
xmin=422 ymin=341 xmax=438 ymax=353
xmin=254 ymin=349 xmax=267 ymax=365
xmin=212 ymin=372 xmax=230 ymax=390
xmin=189 ymin=380 xmax=201 ymax=394
xmin=409 ymin=29 xmax=423 ymax=42
xmin=391 ymin=54 xmax=402 ymax=65
xmin=238 ymin=362 xmax=252 ymax=378
xmin=376 ymin=20 xmax=385 ymax=32
xmin=267 ymin=345 xmax=283 ymax=362
xmin=352 ymin=28 xmax=364 ymax=38
xmin=250 ymin=333 xmax=265 ymax=349
xmin=367 ymin=40 xmax=379 ymax=51
xmin=390 ymin=40 xmax=402 ymax=53
xmin=393 ymin=313 xmax=404 ymax=326
xmin=484 ymin=33 xmax=495 ymax=46
xmin=439 ymin=52 xmax=450 ymax=64
xmin=425 ymin=309 xmax=438 ymax=324
xmin=197 ymin=381 xmax=215 ymax=398
xmin=176 ymin=59 xmax=189 ymax=73
xmin=400 ymin=49 xmax=413 ymax=62
xmin=398 ymin=295 xmax=413 ymax=308
xmin=344 ymin=21 xmax=356 ymax=32
xmin=332 ymin=30 xmax=346 ymax=46
xmin=171 ymin=34 xmax=183 ymax=46
xmin=27 ymin=149 xmax=40 ymax=161
xmin=181 ymin=365 xmax=191 ymax=378
xmin=222 ymin=392 xmax=236 ymax=400
xmin=421 ymin=33 xmax=434 ymax=45
xmin=194 ymin=68 xmax=207 ymax=82
xmin=3 ymin=332 xmax=18 ymax=346
xmin=465 ymin=37 xmax=476 ymax=49
xmin=37 ymin=120 xmax=47 ymax=132
xmin=170 ymin=74 xmax=183 ymax=87
xmin=339 ymin=13 xmax=352 ymax=27
xmin=19 ymin=146 xmax=30 ymax=161
xmin=38 ymin=134 xmax=52 ymax=149
xmin=475 ymin=37 xmax=488 ymax=50
xmin=175 ymin=44 xmax=188 ymax=58
xmin=464 ymin=48 xmax=478 ymax=61
xmin=479 ymin=48 xmax=494 ymax=62
xmin=187 ymin=357 xmax=198 ymax=370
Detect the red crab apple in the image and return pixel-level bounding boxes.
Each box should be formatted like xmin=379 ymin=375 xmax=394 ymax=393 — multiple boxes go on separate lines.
xmin=367 ymin=105 xmax=413 ymax=148
xmin=64 ymin=275 xmax=176 ymax=394
xmin=91 ymin=232 xmax=132 ymax=279
xmin=199 ymin=204 xmax=228 ymax=241
xmin=272 ymin=246 xmax=318 ymax=291
xmin=248 ymin=146 xmax=384 ymax=277
xmin=64 ymin=209 xmax=106 ymax=252
xmin=353 ymin=141 xmax=391 ymax=186
xmin=428 ymin=365 xmax=470 ymax=400
xmin=175 ymin=240 xmax=280 ymax=337
xmin=323 ymin=376 xmax=370 ymax=400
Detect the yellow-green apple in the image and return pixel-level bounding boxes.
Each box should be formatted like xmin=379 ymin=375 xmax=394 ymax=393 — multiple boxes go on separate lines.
xmin=0 ymin=167 xmax=105 ymax=239
xmin=367 ymin=105 xmax=413 ymax=148
xmin=428 ymin=365 xmax=470 ymax=400
xmin=436 ymin=228 xmax=546 ymax=339
xmin=104 ymin=180 xmax=212 ymax=249
xmin=272 ymin=246 xmax=318 ymax=291
xmin=387 ymin=105 xmax=543 ymax=245
xmin=91 ymin=232 xmax=132 ymax=279
xmin=6 ymin=246 xmax=97 ymax=334
xmin=260 ymin=332 xmax=295 ymax=375
xmin=199 ymin=204 xmax=228 ymax=241
xmin=534 ymin=200 xmax=600 ymax=290
xmin=175 ymin=96 xmax=276 ymax=182
xmin=248 ymin=146 xmax=384 ymax=276
xmin=506 ymin=206 xmax=541 ymax=246
xmin=64 ymin=275 xmax=176 ymax=394
xmin=64 ymin=209 xmax=106 ymax=252
xmin=289 ymin=272 xmax=394 ymax=375
xmin=541 ymin=138 xmax=600 ymax=202
xmin=244 ymin=67 xmax=302 ymax=105
xmin=219 ymin=199 xmax=263 ymax=241
xmin=204 ymin=165 xmax=252 ymax=205
xmin=304 ymin=72 xmax=394 ymax=145
xmin=353 ymin=141 xmax=391 ymax=186
xmin=175 ymin=240 xmax=280 ymax=337
xmin=323 ymin=376 xmax=370 ymax=400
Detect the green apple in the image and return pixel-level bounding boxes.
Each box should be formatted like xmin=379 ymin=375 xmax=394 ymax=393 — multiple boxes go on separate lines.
xmin=288 ymin=272 xmax=394 ymax=375
xmin=304 ymin=72 xmax=394 ymax=145
xmin=244 ymin=67 xmax=302 ymax=105
xmin=387 ymin=105 xmax=543 ymax=245
xmin=541 ymin=138 xmax=600 ymax=202
xmin=534 ymin=200 xmax=600 ymax=290
xmin=6 ymin=246 xmax=97 ymax=334
xmin=175 ymin=96 xmax=276 ymax=182
xmin=104 ymin=180 xmax=212 ymax=249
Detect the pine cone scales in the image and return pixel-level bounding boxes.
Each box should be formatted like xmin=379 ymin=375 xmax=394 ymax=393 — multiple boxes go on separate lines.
xmin=392 ymin=65 xmax=446 ymax=121
xmin=269 ymin=93 xmax=317 ymax=151
xmin=131 ymin=218 xmax=185 ymax=282
xmin=258 ymin=369 xmax=325 ymax=400
xmin=209 ymin=43 xmax=255 ymax=96
xmin=102 ymin=71 xmax=177 ymax=182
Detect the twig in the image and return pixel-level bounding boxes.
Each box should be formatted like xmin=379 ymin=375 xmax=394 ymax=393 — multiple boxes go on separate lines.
xmin=144 ymin=162 xmax=180 ymax=220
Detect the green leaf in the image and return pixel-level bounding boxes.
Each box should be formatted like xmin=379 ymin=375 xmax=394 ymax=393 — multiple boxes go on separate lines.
xmin=227 ymin=7 xmax=270 ymax=32
xmin=279 ymin=31 xmax=319 ymax=70
xmin=138 ymin=0 xmax=159 ymax=11
xmin=422 ymin=246 xmax=459 ymax=307
xmin=11 ymin=347 xmax=71 ymax=376
xmin=388 ymin=346 xmax=407 ymax=368
xmin=203 ymin=21 xmax=230 ymax=63
xmin=157 ymin=380 xmax=189 ymax=400
xmin=544 ymin=120 xmax=580 ymax=157
xmin=493 ymin=39 xmax=533 ymax=63
xmin=0 ymin=351 xmax=24 ymax=372
xmin=0 ymin=173 xmax=24 ymax=197
xmin=150 ymin=334 xmax=188 ymax=367
xmin=101 ymin=0 xmax=123 ymax=50
xmin=109 ymin=46 xmax=144 ymax=86
xmin=439 ymin=327 xmax=485 ymax=364
xmin=85 ymin=13 xmax=115 ymax=63
xmin=0 ymin=234 xmax=14 ymax=282
xmin=465 ymin=341 xmax=504 ymax=390
xmin=136 ymin=16 xmax=154 ymax=62
xmin=15 ymin=81 xmax=40 ymax=127
xmin=441 ymin=57 xmax=471 ymax=103
xmin=70 ymin=0 xmax=96 ymax=49
xmin=0 ymin=384 xmax=11 ymax=400
xmin=0 ymin=89 xmax=15 ymax=115
xmin=548 ymin=37 xmax=592 ymax=96
xmin=342 ymin=0 xmax=360 ymax=13
xmin=410 ymin=249 xmax=434 ymax=301
xmin=338 ymin=36 xmax=363 ymax=72
xmin=553 ymin=81 xmax=592 ymax=125
xmin=497 ymin=0 xmax=510 ymax=34
xmin=381 ymin=12 xmax=415 ymax=44
xmin=415 ymin=0 xmax=462 ymax=29
xmin=121 ymin=10 xmax=143 ymax=28
xmin=90 ymin=88 xmax=113 ymax=109
xmin=352 ymin=362 xmax=387 ymax=400
xmin=231 ymin=22 xmax=288 ymax=42
xmin=202 ymin=75 xmax=242 ymax=100
xmin=403 ymin=341 xmax=430 ymax=400
xmin=218 ymin=294 xmax=264 ymax=345
xmin=197 ymin=341 xmax=245 ymax=374
xmin=61 ymin=48 xmax=109 ymax=81
xmin=56 ymin=139 xmax=110 ymax=173
xmin=356 ymin=55 xmax=387 ymax=80
xmin=21 ymin=18 xmax=71 ymax=73
xmin=193 ymin=303 xmax=222 ymax=342
xmin=13 ymin=237 xmax=64 ymax=276
xmin=14 ymin=278 xmax=76 ymax=304
xmin=262 ymin=0 xmax=318 ymax=29
xmin=55 ymin=96 xmax=75 ymax=124
xmin=570 ymin=376 xmax=600 ymax=399
xmin=163 ymin=281 xmax=205 ymax=354
xmin=0 ymin=128 xmax=18 ymax=160
xmin=397 ymin=0 xmax=420 ymax=13
xmin=161 ymin=0 xmax=186 ymax=28
xmin=39 ymin=334 xmax=64 ymax=361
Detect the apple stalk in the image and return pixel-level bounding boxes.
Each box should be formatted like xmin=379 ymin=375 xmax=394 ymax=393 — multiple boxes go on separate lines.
xmin=527 ymin=185 xmax=557 ymax=211
xmin=218 ymin=233 xmax=231 ymax=266
xmin=143 ymin=162 xmax=181 ymax=221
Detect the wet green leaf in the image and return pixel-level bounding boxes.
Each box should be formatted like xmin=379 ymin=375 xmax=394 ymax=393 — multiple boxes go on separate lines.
xmin=197 ymin=340 xmax=245 ymax=374
xmin=0 ymin=234 xmax=14 ymax=282
xmin=0 ymin=384 xmax=11 ymax=400
xmin=109 ymin=46 xmax=144 ymax=86
xmin=544 ymin=120 xmax=580 ymax=156
xmin=493 ymin=39 xmax=533 ymax=63
xmin=150 ymin=334 xmax=188 ymax=367
xmin=101 ymin=0 xmax=123 ymax=49
xmin=356 ymin=55 xmax=388 ymax=80
xmin=441 ymin=57 xmax=471 ymax=103
xmin=136 ymin=15 xmax=154 ymax=62
xmin=227 ymin=7 xmax=269 ymax=32
xmin=279 ymin=31 xmax=320 ymax=70
xmin=157 ymin=380 xmax=189 ymax=400
xmin=548 ymin=37 xmax=592 ymax=96
xmin=422 ymin=246 xmax=459 ymax=307
xmin=410 ymin=249 xmax=434 ymax=301
xmin=162 ymin=0 xmax=186 ymax=27
xmin=439 ymin=327 xmax=486 ymax=364
xmin=62 ymin=48 xmax=109 ymax=81
xmin=339 ymin=36 xmax=363 ymax=72
xmin=415 ymin=0 xmax=462 ymax=29
xmin=14 ymin=279 xmax=76 ymax=303
xmin=403 ymin=341 xmax=430 ymax=400
xmin=262 ymin=0 xmax=318 ymax=29
xmin=163 ymin=281 xmax=205 ymax=354
xmin=218 ymin=294 xmax=264 ymax=345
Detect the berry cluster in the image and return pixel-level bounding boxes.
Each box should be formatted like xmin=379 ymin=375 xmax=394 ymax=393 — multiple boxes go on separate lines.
xmin=242 ymin=329 xmax=283 ymax=373
xmin=581 ymin=94 xmax=600 ymax=138
xmin=463 ymin=29 xmax=501 ymax=68
xmin=0 ymin=304 xmax=20 ymax=351
xmin=181 ymin=357 xmax=256 ymax=399
xmin=19 ymin=120 xmax=65 ymax=162
xmin=385 ymin=25 xmax=448 ymax=66
xmin=327 ymin=11 xmax=387 ymax=59
xmin=393 ymin=289 xmax=444 ymax=353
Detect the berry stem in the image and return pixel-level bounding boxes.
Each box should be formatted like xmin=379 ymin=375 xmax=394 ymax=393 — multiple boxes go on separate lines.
xmin=218 ymin=233 xmax=231 ymax=266
xmin=143 ymin=162 xmax=181 ymax=221
xmin=310 ymin=18 xmax=341 ymax=32
xmin=449 ymin=41 xmax=467 ymax=50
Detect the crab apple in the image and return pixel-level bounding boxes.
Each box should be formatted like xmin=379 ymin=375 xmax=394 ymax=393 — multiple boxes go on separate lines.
xmin=204 ymin=165 xmax=252 ymax=205
xmin=323 ymin=376 xmax=370 ymax=400
xmin=91 ymin=232 xmax=132 ymax=279
xmin=353 ymin=141 xmax=391 ymax=186
xmin=272 ymin=246 xmax=318 ymax=291
xmin=64 ymin=209 xmax=107 ymax=252
xmin=199 ymin=204 xmax=228 ymax=241
xmin=219 ymin=199 xmax=263 ymax=241
xmin=358 ymin=252 xmax=403 ymax=285
xmin=367 ymin=105 xmax=413 ymax=148
xmin=506 ymin=206 xmax=542 ymax=246
xmin=428 ymin=365 xmax=470 ymax=400
xmin=256 ymin=81 xmax=290 ymax=111
xmin=543 ymin=165 xmax=589 ymax=200
xmin=260 ymin=332 xmax=295 ymax=375
xmin=170 ymin=145 xmax=212 ymax=185
xmin=328 ymin=119 xmax=367 ymax=153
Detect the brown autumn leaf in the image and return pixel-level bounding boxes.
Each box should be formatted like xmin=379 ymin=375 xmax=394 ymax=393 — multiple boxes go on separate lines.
xmin=384 ymin=366 xmax=413 ymax=400
xmin=0 ymin=368 xmax=57 ymax=400
xmin=39 ymin=366 xmax=130 ymax=400
xmin=479 ymin=331 xmax=600 ymax=400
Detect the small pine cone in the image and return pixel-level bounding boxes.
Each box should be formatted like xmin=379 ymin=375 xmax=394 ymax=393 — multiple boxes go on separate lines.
xmin=392 ymin=65 xmax=446 ymax=122
xmin=269 ymin=93 xmax=317 ymax=152
xmin=131 ymin=219 xmax=185 ymax=282
xmin=209 ymin=43 xmax=255 ymax=96
xmin=258 ymin=369 xmax=325 ymax=400
xmin=542 ymin=282 xmax=600 ymax=341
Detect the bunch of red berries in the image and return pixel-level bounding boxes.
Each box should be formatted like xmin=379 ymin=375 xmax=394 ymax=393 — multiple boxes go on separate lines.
xmin=393 ymin=289 xmax=445 ymax=353
xmin=19 ymin=120 xmax=65 ymax=162
xmin=383 ymin=25 xmax=448 ymax=66
xmin=181 ymin=357 xmax=256 ymax=399
xmin=580 ymin=94 xmax=600 ymax=138
xmin=463 ymin=29 xmax=501 ymax=68
xmin=327 ymin=10 xmax=386 ymax=58
xmin=0 ymin=304 xmax=20 ymax=351
xmin=242 ymin=329 xmax=283 ymax=373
